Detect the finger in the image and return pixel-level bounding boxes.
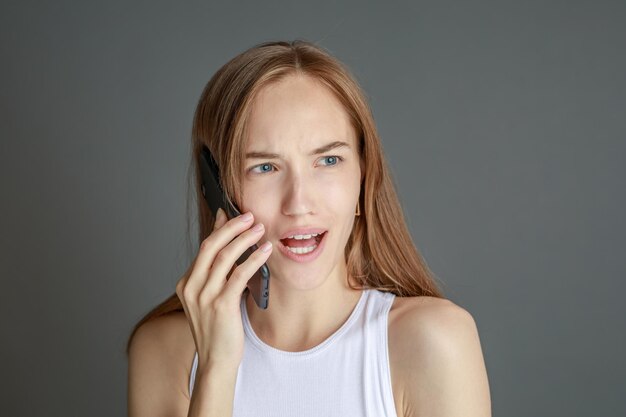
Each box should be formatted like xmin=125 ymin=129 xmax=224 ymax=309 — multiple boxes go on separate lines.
xmin=221 ymin=240 xmax=273 ymax=301
xmin=181 ymin=208 xmax=223 ymax=302
xmin=213 ymin=207 xmax=227 ymax=231
xmin=185 ymin=211 xmax=256 ymax=293
xmin=200 ymin=222 xmax=267 ymax=297
xmin=182 ymin=206 xmax=226 ymax=301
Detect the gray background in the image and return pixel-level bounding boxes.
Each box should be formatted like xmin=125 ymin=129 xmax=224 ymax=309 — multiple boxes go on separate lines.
xmin=1 ymin=1 xmax=624 ymax=416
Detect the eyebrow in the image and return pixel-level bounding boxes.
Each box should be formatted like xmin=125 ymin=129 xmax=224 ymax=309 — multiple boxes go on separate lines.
xmin=245 ymin=140 xmax=350 ymax=160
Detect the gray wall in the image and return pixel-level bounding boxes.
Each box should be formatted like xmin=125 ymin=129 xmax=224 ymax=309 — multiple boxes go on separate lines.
xmin=1 ymin=1 xmax=624 ymax=416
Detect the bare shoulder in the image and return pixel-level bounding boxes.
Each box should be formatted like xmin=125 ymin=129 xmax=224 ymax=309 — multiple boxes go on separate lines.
xmin=388 ymin=296 xmax=491 ymax=417
xmin=388 ymin=296 xmax=474 ymax=378
xmin=129 ymin=311 xmax=196 ymax=369
xmin=128 ymin=311 xmax=196 ymax=417
xmin=388 ymin=296 xmax=476 ymax=345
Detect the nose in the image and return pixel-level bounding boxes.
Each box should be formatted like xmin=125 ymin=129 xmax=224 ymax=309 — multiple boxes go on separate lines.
xmin=281 ymin=169 xmax=316 ymax=217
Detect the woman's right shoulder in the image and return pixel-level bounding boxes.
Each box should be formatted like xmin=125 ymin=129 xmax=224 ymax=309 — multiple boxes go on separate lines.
xmin=130 ymin=311 xmax=196 ymax=368
xmin=128 ymin=311 xmax=197 ymax=411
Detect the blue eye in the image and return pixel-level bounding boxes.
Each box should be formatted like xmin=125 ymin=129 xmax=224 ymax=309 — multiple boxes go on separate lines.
xmin=319 ymin=155 xmax=343 ymax=166
xmin=250 ymin=163 xmax=274 ymax=174
xmin=248 ymin=155 xmax=344 ymax=175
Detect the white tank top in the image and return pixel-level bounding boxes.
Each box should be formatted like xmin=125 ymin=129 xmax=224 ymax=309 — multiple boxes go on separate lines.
xmin=189 ymin=288 xmax=399 ymax=417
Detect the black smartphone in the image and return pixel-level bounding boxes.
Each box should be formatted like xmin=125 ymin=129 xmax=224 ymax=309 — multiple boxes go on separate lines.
xmin=198 ymin=145 xmax=270 ymax=309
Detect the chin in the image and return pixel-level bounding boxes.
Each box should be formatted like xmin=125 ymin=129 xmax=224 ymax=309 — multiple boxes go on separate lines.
xmin=267 ymin=262 xmax=330 ymax=291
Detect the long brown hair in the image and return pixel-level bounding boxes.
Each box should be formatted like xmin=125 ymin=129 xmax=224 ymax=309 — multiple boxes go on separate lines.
xmin=126 ymin=39 xmax=445 ymax=355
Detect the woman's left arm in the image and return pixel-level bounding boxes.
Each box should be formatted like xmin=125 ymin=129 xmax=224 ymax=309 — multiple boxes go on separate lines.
xmin=398 ymin=300 xmax=492 ymax=417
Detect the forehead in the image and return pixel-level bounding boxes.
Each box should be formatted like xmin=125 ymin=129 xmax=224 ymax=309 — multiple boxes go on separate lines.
xmin=245 ymin=74 xmax=356 ymax=152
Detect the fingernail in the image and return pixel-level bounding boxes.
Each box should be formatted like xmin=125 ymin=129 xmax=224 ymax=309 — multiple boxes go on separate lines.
xmin=260 ymin=241 xmax=272 ymax=252
xmin=240 ymin=212 xmax=253 ymax=222
xmin=252 ymin=223 xmax=264 ymax=232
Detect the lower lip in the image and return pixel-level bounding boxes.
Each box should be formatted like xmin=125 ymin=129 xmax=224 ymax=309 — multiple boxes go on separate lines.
xmin=277 ymin=231 xmax=328 ymax=263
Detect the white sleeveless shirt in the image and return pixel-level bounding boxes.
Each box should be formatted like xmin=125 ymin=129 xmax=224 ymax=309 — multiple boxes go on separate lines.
xmin=189 ymin=288 xmax=399 ymax=417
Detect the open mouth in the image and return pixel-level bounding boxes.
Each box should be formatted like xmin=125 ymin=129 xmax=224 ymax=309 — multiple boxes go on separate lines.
xmin=278 ymin=231 xmax=327 ymax=257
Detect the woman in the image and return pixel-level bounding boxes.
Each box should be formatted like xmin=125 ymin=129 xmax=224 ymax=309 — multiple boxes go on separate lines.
xmin=127 ymin=40 xmax=491 ymax=417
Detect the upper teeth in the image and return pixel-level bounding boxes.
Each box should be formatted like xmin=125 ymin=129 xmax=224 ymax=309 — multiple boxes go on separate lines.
xmin=286 ymin=232 xmax=321 ymax=240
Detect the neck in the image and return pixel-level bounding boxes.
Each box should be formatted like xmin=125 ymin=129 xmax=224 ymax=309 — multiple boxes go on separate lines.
xmin=244 ymin=268 xmax=364 ymax=352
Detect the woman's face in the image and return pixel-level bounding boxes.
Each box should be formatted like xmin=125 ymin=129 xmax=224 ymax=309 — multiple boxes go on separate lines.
xmin=240 ymin=74 xmax=362 ymax=291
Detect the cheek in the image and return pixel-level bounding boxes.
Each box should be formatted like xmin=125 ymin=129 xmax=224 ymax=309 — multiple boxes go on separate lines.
xmin=328 ymin=168 xmax=361 ymax=205
xmin=323 ymin=183 xmax=355 ymax=212
xmin=240 ymin=187 xmax=274 ymax=214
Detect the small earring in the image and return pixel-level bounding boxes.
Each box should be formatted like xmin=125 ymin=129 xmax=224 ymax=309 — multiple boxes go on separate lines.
xmin=355 ymin=200 xmax=360 ymax=216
